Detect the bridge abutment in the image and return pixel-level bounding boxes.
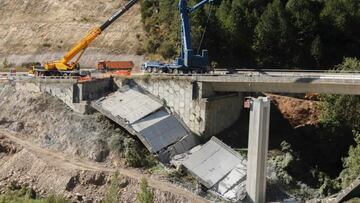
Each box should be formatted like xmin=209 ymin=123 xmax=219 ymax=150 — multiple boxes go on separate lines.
xmin=13 ymin=78 xmax=113 ymax=114
xmin=114 ymin=77 xmax=243 ymax=137
xmin=10 ymin=76 xmax=244 ymax=138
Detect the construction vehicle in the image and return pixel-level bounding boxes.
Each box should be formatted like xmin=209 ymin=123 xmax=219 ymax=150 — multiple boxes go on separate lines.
xmin=141 ymin=0 xmax=214 ymax=74
xmin=30 ymin=0 xmax=139 ymax=76
xmin=98 ymin=61 xmax=133 ymax=71
xmin=98 ymin=60 xmax=134 ymax=76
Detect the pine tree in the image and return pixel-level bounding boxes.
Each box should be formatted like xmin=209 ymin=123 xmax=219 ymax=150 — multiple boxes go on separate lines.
xmin=253 ymin=0 xmax=294 ymax=68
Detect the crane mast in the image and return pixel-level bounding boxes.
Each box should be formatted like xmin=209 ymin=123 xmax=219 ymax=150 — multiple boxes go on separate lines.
xmin=178 ymin=0 xmax=213 ymax=68
xmin=35 ymin=0 xmax=139 ymax=76
xmin=142 ymin=0 xmax=214 ymax=73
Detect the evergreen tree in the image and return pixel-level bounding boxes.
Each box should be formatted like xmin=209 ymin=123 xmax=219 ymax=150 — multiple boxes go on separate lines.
xmin=253 ymin=0 xmax=294 ymax=68
xmin=319 ymin=58 xmax=360 ymax=188
xmin=319 ymin=58 xmax=360 ymax=130
xmin=139 ymin=0 xmax=360 ymax=69
xmin=286 ymin=0 xmax=321 ymax=68
xmin=320 ymin=0 xmax=360 ymax=67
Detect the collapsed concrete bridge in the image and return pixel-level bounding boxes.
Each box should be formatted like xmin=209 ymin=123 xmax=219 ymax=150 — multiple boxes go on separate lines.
xmin=5 ymin=70 xmax=360 ymax=137
xmin=3 ymin=70 xmax=360 ymax=202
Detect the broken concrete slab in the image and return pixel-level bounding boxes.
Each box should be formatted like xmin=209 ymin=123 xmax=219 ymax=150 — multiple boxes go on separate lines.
xmin=132 ymin=109 xmax=189 ymax=152
xmin=91 ymin=86 xmax=198 ymax=161
xmin=181 ymin=137 xmax=247 ymax=202
xmin=216 ymin=164 xmax=247 ymax=195
xmin=98 ymin=87 xmax=163 ymax=124
xmin=212 ymin=163 xmax=247 ymax=201
xmin=182 ymin=137 xmax=244 ymax=188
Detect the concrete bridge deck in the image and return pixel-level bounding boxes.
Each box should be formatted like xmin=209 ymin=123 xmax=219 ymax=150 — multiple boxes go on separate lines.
xmin=3 ymin=70 xmax=360 ymax=95
xmin=138 ymin=70 xmax=360 ymax=95
xmin=194 ymin=72 xmax=360 ymax=94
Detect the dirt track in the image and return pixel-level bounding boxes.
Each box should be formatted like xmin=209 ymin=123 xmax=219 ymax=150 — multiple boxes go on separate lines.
xmin=0 ymin=128 xmax=208 ymax=203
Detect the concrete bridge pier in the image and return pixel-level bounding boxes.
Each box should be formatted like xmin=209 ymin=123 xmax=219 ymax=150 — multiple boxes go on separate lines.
xmin=246 ymin=97 xmax=270 ymax=203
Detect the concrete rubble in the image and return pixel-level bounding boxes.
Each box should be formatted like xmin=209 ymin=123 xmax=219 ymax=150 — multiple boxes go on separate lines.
xmin=176 ymin=137 xmax=247 ymax=202
xmin=91 ymin=85 xmax=249 ymax=201
xmin=91 ymin=85 xmax=198 ymax=162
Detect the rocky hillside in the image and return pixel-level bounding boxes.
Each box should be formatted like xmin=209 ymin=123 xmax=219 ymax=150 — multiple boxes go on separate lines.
xmin=0 ymin=0 xmax=144 ymax=67
xmin=0 ymin=82 xmax=206 ymax=202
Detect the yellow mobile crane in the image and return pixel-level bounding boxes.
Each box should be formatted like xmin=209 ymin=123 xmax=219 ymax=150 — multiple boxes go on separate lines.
xmin=31 ymin=0 xmax=139 ymax=76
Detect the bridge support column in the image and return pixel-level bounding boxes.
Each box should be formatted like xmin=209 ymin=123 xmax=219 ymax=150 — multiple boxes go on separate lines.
xmin=246 ymin=97 xmax=270 ymax=203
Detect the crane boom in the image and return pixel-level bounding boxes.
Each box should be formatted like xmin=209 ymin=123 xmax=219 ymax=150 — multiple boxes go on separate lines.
xmin=41 ymin=0 xmax=139 ymax=74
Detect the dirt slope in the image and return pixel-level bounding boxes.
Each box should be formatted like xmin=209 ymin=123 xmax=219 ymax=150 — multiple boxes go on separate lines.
xmin=0 ymin=82 xmax=123 ymax=162
xmin=0 ymin=131 xmax=207 ymax=203
xmin=0 ymin=82 xmax=207 ymax=202
xmin=267 ymin=94 xmax=320 ymax=128
xmin=0 ymin=0 xmax=144 ymax=67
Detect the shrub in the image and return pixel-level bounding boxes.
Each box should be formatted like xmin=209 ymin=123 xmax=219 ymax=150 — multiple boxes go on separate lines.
xmin=136 ymin=178 xmax=154 ymax=203
xmin=123 ymin=139 xmax=157 ymax=168
xmin=166 ymin=170 xmax=186 ymax=182
xmin=339 ymin=131 xmax=360 ymax=188
xmin=319 ymin=58 xmax=360 ymax=130
xmin=103 ymin=171 xmax=121 ymax=203
xmin=109 ymin=135 xmax=125 ymax=155
xmin=158 ymin=41 xmax=176 ymax=59
xmin=0 ymin=185 xmax=68 ymax=203
xmin=145 ymin=39 xmax=160 ymax=54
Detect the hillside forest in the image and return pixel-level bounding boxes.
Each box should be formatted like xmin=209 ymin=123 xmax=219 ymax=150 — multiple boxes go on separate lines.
xmin=140 ymin=0 xmax=360 ymax=69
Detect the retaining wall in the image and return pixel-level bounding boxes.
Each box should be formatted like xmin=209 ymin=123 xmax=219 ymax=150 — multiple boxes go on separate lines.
xmin=14 ymin=78 xmax=113 ymax=114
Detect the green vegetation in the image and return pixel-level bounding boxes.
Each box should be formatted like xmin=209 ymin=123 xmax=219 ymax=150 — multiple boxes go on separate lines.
xmin=136 ymin=178 xmax=154 ymax=203
xmin=345 ymin=198 xmax=360 ymax=203
xmin=109 ymin=135 xmax=157 ymax=168
xmin=123 ymin=138 xmax=157 ymax=168
xmin=0 ymin=185 xmax=68 ymax=203
xmin=339 ymin=131 xmax=360 ymax=188
xmin=316 ymin=58 xmax=360 ymax=193
xmin=319 ymin=58 xmax=360 ymax=130
xmin=103 ymin=171 xmax=121 ymax=203
xmin=319 ymin=58 xmax=360 ymax=188
xmin=140 ymin=0 xmax=360 ymax=69
xmin=263 ymin=58 xmax=360 ymax=199
xmin=2 ymin=58 xmax=9 ymax=69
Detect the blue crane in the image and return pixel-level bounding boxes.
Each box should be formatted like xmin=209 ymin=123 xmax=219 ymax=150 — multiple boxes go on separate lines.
xmin=142 ymin=0 xmax=214 ymax=73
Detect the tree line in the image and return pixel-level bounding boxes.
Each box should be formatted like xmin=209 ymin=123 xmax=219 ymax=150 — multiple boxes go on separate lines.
xmin=140 ymin=0 xmax=360 ymax=69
